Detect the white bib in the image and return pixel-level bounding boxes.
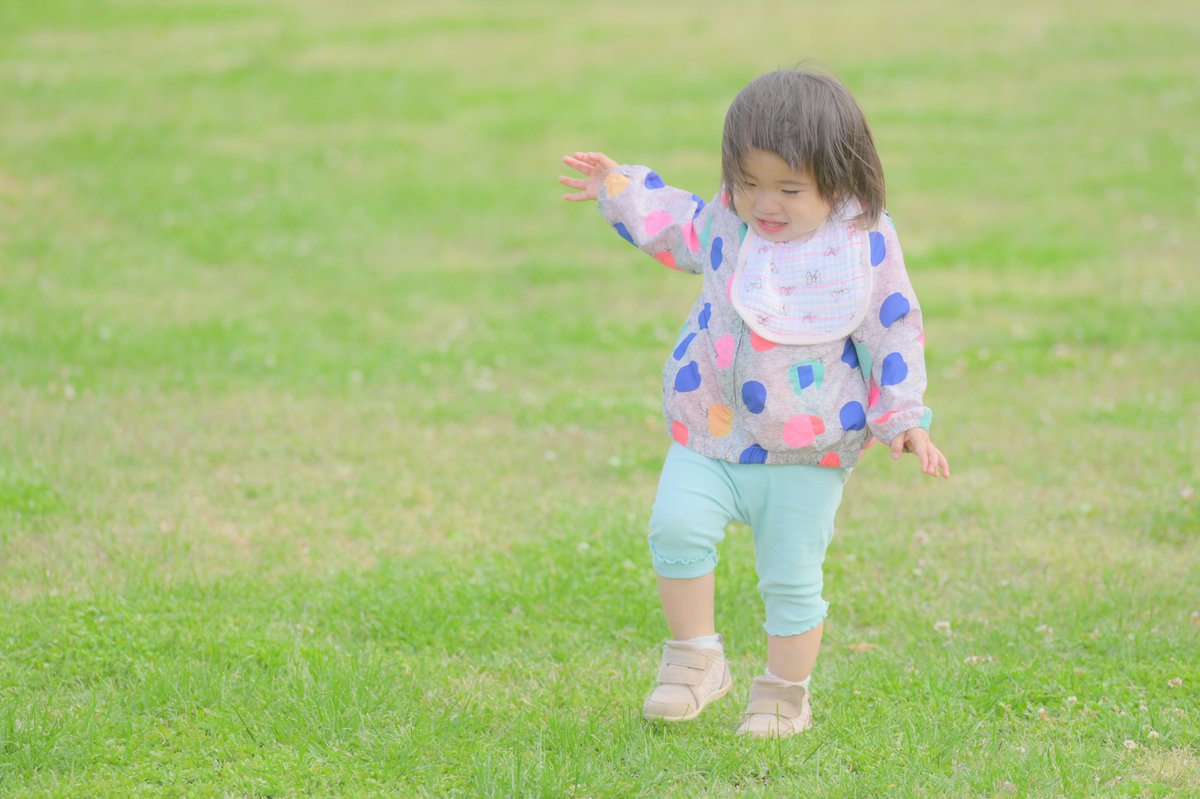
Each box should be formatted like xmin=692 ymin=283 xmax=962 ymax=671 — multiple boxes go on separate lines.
xmin=730 ymin=210 xmax=873 ymax=345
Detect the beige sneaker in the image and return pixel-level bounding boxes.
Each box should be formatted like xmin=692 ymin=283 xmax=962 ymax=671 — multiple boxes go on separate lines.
xmin=735 ymin=676 xmax=812 ymax=738
xmin=642 ymin=640 xmax=733 ymax=722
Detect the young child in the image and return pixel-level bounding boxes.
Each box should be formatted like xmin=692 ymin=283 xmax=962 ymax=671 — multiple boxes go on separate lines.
xmin=559 ymin=68 xmax=950 ymax=738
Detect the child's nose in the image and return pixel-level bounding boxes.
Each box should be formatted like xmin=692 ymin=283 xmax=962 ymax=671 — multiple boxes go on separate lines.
xmin=755 ymin=193 xmax=781 ymax=213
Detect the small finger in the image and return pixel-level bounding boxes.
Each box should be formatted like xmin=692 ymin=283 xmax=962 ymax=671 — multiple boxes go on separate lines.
xmin=911 ymin=439 xmax=931 ymax=473
xmin=926 ymin=446 xmax=948 ymax=478
xmin=561 ymin=156 xmax=590 ymax=174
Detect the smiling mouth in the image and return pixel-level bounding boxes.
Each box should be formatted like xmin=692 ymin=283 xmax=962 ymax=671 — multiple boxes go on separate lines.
xmin=757 ymin=219 xmax=787 ymax=232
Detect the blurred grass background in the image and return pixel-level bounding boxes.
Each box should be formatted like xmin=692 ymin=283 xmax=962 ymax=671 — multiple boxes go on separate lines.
xmin=1 ymin=0 xmax=1198 ymax=796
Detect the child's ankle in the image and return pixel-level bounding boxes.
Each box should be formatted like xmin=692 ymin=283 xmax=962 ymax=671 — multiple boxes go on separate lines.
xmin=678 ymin=633 xmax=723 ymax=651
xmin=764 ymin=668 xmax=810 ymax=687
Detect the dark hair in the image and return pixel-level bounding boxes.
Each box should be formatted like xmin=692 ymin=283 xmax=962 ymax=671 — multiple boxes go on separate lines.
xmin=721 ymin=69 xmax=886 ymax=226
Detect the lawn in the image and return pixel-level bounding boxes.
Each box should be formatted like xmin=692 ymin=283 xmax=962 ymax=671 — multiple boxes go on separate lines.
xmin=1 ymin=1 xmax=1198 ymax=796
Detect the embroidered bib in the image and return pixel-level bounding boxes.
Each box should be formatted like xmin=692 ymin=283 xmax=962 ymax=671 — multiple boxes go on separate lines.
xmin=730 ymin=210 xmax=873 ymax=345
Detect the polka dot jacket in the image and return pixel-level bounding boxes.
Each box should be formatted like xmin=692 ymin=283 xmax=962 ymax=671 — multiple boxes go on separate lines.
xmin=598 ymin=165 xmax=933 ymax=468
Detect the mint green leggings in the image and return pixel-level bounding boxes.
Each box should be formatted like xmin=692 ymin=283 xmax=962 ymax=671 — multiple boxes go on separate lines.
xmin=649 ymin=443 xmax=849 ymax=636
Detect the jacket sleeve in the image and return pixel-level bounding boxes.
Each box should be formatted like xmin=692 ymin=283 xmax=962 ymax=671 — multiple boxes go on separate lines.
xmin=856 ymin=215 xmax=934 ymax=445
xmin=596 ymin=165 xmax=715 ymax=276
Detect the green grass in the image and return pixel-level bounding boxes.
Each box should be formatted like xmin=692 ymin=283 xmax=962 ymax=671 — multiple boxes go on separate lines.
xmin=2 ymin=0 xmax=1198 ymax=796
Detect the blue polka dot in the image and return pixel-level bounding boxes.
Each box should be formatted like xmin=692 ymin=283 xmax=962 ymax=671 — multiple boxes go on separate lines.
xmin=645 ymin=171 xmax=665 ymax=189
xmin=674 ymin=361 xmax=702 ymax=392
xmin=739 ymin=444 xmax=769 ymax=464
xmin=691 ymin=195 xmax=706 ymax=217
xmin=710 ymin=237 xmax=724 ymax=270
xmin=880 ymin=352 xmax=908 ymax=386
xmin=613 ymin=222 xmax=634 ymax=245
xmin=742 ymin=381 xmax=767 ymax=414
xmin=839 ymin=401 xmax=867 ymax=431
xmin=673 ymin=332 xmax=697 ymax=361
xmin=879 ymin=293 xmax=910 ymax=328
xmin=698 ymin=303 xmax=712 ymax=330
xmin=841 ymin=338 xmax=859 ymax=369
xmin=869 ymin=231 xmax=886 ymax=266
xmin=789 ymin=361 xmax=826 ymax=395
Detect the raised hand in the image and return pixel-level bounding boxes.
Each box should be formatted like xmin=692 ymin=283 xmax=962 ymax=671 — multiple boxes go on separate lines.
xmin=559 ymin=151 xmax=619 ymax=202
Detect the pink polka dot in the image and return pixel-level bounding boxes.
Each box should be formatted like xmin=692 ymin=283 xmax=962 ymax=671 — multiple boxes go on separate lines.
xmin=875 ymin=409 xmax=897 ymax=425
xmin=819 ymin=452 xmax=841 ymax=468
xmin=714 ymin=334 xmax=735 ymax=368
xmin=750 ymin=330 xmax=777 ymax=352
xmin=918 ymin=329 xmax=926 ymax=346
xmin=720 ymin=190 xmax=730 ymax=208
xmin=682 ymin=221 xmax=700 ymax=253
xmin=671 ymin=420 xmax=689 ymax=445
xmin=644 ymin=210 xmax=674 ymax=237
xmin=868 ymin=379 xmax=881 ymax=409
xmin=782 ymin=415 xmax=825 ymax=448
xmin=727 ymin=274 xmax=735 ymax=297
xmin=654 ymin=251 xmax=678 ymax=269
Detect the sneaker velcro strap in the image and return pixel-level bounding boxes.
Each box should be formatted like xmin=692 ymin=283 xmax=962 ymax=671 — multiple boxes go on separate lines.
xmin=658 ymin=662 xmax=707 ymax=686
xmin=745 ymin=685 xmax=806 ymax=718
xmin=660 ymin=647 xmax=709 ymax=670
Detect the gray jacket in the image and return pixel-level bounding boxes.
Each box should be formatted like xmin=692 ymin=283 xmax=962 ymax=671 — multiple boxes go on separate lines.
xmin=598 ymin=165 xmax=932 ymax=468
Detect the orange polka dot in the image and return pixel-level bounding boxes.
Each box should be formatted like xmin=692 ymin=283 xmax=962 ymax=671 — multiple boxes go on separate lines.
xmin=708 ymin=405 xmax=733 ymax=437
xmin=603 ymin=172 xmax=631 ymax=198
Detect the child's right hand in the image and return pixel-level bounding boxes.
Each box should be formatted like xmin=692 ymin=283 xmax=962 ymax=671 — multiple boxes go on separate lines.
xmin=889 ymin=428 xmax=951 ymax=479
xmin=559 ymin=151 xmax=619 ymax=202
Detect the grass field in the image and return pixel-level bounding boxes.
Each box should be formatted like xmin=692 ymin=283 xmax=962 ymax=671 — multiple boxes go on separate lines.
xmin=2 ymin=1 xmax=1198 ymax=796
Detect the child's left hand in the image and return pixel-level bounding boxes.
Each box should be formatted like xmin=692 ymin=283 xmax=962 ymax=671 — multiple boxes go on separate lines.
xmin=889 ymin=428 xmax=950 ymax=478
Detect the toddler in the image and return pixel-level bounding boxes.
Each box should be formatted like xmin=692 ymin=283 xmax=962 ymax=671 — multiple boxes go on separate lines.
xmin=559 ymin=68 xmax=949 ymax=738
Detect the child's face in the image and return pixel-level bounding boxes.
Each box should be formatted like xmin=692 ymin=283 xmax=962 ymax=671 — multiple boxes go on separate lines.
xmin=732 ymin=149 xmax=832 ymax=243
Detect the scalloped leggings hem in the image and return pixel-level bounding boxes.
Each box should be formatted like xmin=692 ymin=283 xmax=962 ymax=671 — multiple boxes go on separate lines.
xmin=649 ymin=544 xmax=718 ymax=579
xmin=763 ymin=606 xmax=829 ymax=637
